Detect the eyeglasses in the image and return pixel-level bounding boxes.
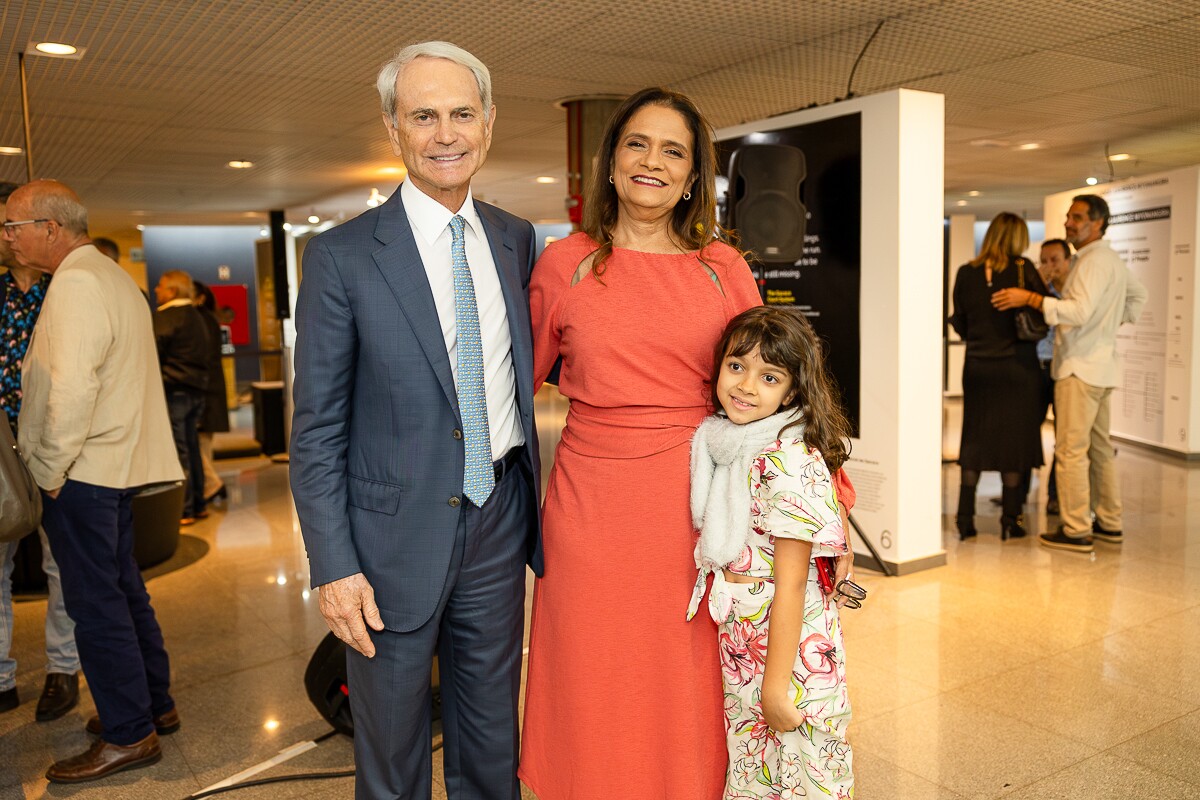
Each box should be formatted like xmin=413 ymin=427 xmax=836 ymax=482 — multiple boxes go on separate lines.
xmin=835 ymin=578 xmax=867 ymax=610
xmin=1 ymin=219 xmax=50 ymax=231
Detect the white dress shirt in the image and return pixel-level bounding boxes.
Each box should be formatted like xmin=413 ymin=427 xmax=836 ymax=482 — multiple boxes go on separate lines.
xmin=1043 ymin=238 xmax=1148 ymax=388
xmin=400 ymin=179 xmax=523 ymax=459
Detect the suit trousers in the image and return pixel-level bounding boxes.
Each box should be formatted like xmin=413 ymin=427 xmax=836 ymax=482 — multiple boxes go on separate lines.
xmin=1054 ymin=375 xmax=1121 ymax=537
xmin=167 ymin=388 xmax=206 ymax=519
xmin=346 ymin=458 xmax=532 ymax=800
xmin=41 ymin=480 xmax=174 ymax=745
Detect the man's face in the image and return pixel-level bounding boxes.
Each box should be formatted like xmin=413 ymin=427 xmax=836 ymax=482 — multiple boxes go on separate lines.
xmin=384 ymin=57 xmax=495 ymax=211
xmin=0 ymin=193 xmax=52 ymax=272
xmin=1039 ymin=243 xmax=1070 ymax=281
xmin=0 ymin=201 xmax=13 ymax=268
xmin=154 ymin=277 xmax=175 ymax=306
xmin=1064 ymin=200 xmax=1103 ymax=248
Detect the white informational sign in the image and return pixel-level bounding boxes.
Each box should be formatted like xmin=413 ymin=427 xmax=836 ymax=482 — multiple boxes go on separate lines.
xmin=717 ymin=90 xmax=946 ymax=573
xmin=1045 ymin=166 xmax=1200 ymax=455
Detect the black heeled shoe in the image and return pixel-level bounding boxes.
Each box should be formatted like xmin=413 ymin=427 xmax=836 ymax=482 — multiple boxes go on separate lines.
xmin=205 ymin=485 xmax=227 ymax=503
xmin=956 ymin=514 xmax=977 ymax=541
xmin=1001 ymin=515 xmax=1027 ymax=541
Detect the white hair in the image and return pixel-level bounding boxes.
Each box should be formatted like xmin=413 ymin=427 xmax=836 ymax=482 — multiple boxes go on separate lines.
xmin=377 ymin=41 xmax=492 ymax=124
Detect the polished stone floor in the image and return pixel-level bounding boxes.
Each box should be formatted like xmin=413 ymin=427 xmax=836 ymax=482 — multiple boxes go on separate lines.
xmin=1 ymin=395 xmax=1198 ymax=799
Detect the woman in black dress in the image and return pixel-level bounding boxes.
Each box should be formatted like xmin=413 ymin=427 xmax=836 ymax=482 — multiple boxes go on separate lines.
xmin=948 ymin=212 xmax=1048 ymax=540
xmin=193 ymin=281 xmax=230 ymax=504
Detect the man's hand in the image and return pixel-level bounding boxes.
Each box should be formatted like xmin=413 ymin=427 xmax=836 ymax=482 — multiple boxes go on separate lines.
xmin=991 ymin=287 xmax=1035 ymax=311
xmin=317 ymin=572 xmax=385 ymax=658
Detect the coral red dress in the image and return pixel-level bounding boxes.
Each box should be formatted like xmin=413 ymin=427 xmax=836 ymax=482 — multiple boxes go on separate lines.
xmin=519 ymin=233 xmax=762 ymax=799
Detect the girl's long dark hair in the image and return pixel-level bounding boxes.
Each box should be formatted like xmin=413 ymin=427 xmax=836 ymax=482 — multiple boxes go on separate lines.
xmin=709 ymin=307 xmax=853 ymax=472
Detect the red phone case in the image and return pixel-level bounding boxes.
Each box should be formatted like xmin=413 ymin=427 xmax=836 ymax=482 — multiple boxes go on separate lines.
xmin=815 ymin=556 xmax=836 ymax=595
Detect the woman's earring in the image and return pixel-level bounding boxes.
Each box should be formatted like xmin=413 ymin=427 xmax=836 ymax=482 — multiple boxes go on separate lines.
xmin=683 ymin=190 xmax=692 ymax=201
xmin=608 ymin=175 xmax=614 ymax=184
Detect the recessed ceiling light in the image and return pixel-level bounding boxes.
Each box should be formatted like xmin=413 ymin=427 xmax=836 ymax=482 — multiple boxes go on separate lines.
xmin=380 ymin=166 xmax=404 ymax=175
xmin=0 ymin=146 xmax=23 ymax=156
xmin=967 ymin=190 xmax=981 ymax=197
xmin=282 ymin=222 xmax=293 ymax=231
xmin=535 ymin=176 xmax=558 ymax=184
xmin=34 ymin=42 xmax=78 ymax=56
xmin=227 ymin=160 xmax=254 ymax=169
xmin=136 ymin=224 xmax=145 ymax=231
xmin=259 ymin=228 xmax=268 ymax=236
xmin=955 ymin=200 xmax=969 ymax=206
xmin=1017 ymin=142 xmax=1042 ymax=151
xmin=1108 ymin=153 xmax=1133 ymax=162
xmin=307 ymin=214 xmax=320 ymax=224
xmin=1086 ymin=177 xmax=1099 ymax=186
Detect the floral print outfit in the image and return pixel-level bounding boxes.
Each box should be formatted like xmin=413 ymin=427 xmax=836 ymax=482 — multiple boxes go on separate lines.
xmin=706 ymin=437 xmax=853 ymax=799
xmin=0 ymin=272 xmax=50 ymax=428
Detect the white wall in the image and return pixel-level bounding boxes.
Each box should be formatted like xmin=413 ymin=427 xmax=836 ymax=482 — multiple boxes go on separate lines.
xmin=717 ymin=89 xmax=946 ymax=573
xmin=1045 ymin=167 xmax=1200 ymax=456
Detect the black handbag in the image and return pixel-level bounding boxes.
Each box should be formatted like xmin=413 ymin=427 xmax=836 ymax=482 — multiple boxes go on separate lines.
xmin=1013 ymin=259 xmax=1049 ymax=342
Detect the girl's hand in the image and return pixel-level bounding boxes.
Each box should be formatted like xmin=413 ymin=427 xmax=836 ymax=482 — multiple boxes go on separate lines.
xmin=761 ymin=684 xmax=803 ymax=734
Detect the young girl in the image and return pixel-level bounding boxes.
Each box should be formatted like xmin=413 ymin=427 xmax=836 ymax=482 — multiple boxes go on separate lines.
xmin=689 ymin=306 xmax=856 ymax=799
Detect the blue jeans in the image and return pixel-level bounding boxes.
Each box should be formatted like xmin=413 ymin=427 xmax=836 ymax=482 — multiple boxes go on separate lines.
xmin=166 ymin=388 xmax=206 ymax=519
xmin=41 ymin=480 xmax=174 ymax=745
xmin=1 ymin=528 xmax=80 ymax=691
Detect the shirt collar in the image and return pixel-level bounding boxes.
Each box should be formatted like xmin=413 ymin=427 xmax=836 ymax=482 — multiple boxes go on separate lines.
xmin=400 ymin=179 xmax=482 ymax=244
xmin=157 ymin=297 xmax=194 ymax=311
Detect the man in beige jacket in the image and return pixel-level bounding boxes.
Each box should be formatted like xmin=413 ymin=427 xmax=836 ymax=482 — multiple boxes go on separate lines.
xmin=6 ymin=180 xmax=183 ymax=783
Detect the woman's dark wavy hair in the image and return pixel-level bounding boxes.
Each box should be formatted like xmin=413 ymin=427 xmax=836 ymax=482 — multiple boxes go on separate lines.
xmin=581 ymin=87 xmax=733 ymax=277
xmin=709 ymin=306 xmax=852 ymax=472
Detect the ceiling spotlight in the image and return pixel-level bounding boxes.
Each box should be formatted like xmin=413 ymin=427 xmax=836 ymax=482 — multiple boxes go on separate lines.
xmin=307 ymin=213 xmax=320 ymax=224
xmin=1086 ymin=177 xmax=1099 ymax=186
xmin=955 ymin=200 xmax=968 ymax=206
xmin=282 ymin=222 xmax=293 ymax=231
xmin=1017 ymin=142 xmax=1042 ymax=151
xmin=227 ymin=160 xmax=254 ymax=169
xmin=0 ymin=146 xmax=23 ymax=156
xmin=259 ymin=228 xmax=268 ymax=236
xmin=367 ymin=187 xmax=387 ymax=207
xmin=136 ymin=224 xmax=145 ymax=231
xmin=380 ymin=166 xmax=404 ymax=175
xmin=535 ymin=176 xmax=558 ymax=184
xmin=967 ymin=190 xmax=981 ymax=197
xmin=34 ymin=42 xmax=78 ymax=56
xmin=1108 ymin=153 xmax=1133 ymax=162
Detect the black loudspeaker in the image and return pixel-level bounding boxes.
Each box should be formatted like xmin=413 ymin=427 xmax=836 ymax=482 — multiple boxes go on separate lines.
xmin=726 ymin=144 xmax=807 ymax=263
xmin=269 ymin=209 xmax=290 ymax=320
xmin=303 ymin=632 xmax=443 ymax=738
xmin=305 ymin=632 xmax=355 ymax=737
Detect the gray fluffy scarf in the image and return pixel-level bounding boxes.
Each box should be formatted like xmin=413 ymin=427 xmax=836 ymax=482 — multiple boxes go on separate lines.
xmin=690 ymin=408 xmax=804 ymax=571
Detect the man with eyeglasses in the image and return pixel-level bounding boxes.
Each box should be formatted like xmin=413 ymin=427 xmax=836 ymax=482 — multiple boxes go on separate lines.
xmin=0 ymin=182 xmax=81 ymax=725
xmin=6 ymin=180 xmax=184 ymax=783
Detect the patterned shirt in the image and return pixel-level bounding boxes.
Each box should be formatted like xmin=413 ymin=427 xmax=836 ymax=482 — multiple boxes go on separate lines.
xmin=0 ymin=271 xmax=50 ymax=428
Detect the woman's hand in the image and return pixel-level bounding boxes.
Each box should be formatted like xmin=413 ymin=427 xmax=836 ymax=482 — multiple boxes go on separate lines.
xmin=761 ymin=684 xmax=804 ymax=733
xmin=991 ymin=287 xmax=1039 ymax=310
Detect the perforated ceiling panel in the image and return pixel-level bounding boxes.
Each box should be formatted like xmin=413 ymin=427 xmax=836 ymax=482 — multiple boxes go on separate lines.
xmin=0 ymin=0 xmax=1198 ymax=228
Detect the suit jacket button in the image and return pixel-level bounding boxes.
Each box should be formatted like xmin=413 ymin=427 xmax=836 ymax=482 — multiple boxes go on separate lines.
xmin=448 ymin=496 xmax=460 ymax=508
xmin=452 ymin=429 xmax=463 ymax=440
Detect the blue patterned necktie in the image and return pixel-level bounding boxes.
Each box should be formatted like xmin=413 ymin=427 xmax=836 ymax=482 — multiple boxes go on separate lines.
xmin=449 ymin=215 xmax=494 ymax=505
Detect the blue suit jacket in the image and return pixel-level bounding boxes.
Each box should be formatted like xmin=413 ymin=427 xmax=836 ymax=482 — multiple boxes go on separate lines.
xmin=290 ymin=188 xmax=544 ymax=633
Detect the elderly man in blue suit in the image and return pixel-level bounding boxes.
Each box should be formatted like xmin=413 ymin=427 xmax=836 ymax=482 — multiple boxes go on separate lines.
xmin=290 ymin=41 xmax=542 ymax=799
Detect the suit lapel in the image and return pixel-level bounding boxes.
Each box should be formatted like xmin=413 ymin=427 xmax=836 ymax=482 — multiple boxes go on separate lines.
xmin=477 ymin=201 xmax=534 ymax=428
xmin=371 ymin=191 xmax=460 ymax=417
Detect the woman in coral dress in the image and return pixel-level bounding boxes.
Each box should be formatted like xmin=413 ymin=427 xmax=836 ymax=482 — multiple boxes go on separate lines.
xmin=518 ymin=88 xmax=761 ymax=798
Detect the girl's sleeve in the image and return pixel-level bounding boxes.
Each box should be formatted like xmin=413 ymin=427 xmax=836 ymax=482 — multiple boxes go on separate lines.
xmin=530 ymin=242 xmax=571 ymax=392
xmin=760 ymin=446 xmax=845 ymax=551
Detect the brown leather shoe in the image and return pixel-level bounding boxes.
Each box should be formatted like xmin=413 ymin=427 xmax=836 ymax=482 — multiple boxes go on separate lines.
xmin=86 ymin=707 xmax=180 ymax=737
xmin=45 ymin=731 xmax=161 ymax=783
xmin=36 ymin=672 xmax=79 ymax=721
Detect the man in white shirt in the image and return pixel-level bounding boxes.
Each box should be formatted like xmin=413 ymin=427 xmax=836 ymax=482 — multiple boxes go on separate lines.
xmin=994 ymin=194 xmax=1147 ymax=552
xmin=289 ymin=42 xmax=542 ymax=798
